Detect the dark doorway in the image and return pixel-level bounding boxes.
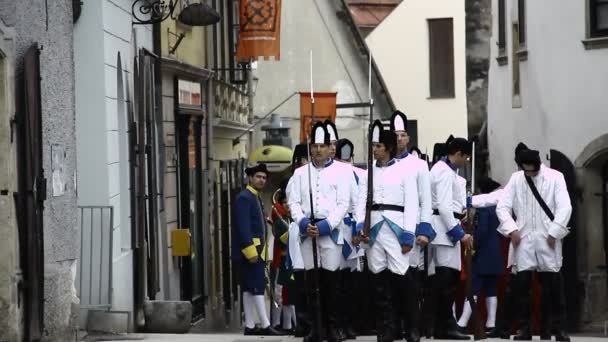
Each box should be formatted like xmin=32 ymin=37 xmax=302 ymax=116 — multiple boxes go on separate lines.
xmin=15 ymin=44 xmax=45 ymax=341
xmin=550 ymin=149 xmax=580 ymax=331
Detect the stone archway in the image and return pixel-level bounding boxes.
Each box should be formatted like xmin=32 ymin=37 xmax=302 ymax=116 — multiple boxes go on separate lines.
xmin=574 ymin=134 xmax=608 ymax=327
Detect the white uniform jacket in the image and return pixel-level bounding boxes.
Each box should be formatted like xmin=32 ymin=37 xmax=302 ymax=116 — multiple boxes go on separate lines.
xmin=472 ymin=189 xmax=504 ymax=208
xmin=339 ymin=164 xmax=367 ymax=270
xmin=430 ymin=159 xmax=466 ymax=247
xmin=355 ymin=159 xmax=418 ymax=247
xmin=496 ymin=165 xmax=572 ymax=272
xmin=287 ymin=159 xmax=351 ymax=271
xmin=398 ymin=154 xmax=435 ymax=269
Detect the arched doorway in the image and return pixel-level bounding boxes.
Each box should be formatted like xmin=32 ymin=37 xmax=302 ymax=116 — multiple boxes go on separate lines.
xmin=574 ymin=135 xmax=608 ymax=327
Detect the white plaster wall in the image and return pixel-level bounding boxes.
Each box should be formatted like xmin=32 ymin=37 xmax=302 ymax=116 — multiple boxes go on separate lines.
xmin=366 ymin=0 xmax=469 ymax=154
xmin=75 ymin=0 xmax=153 ymax=322
xmin=253 ymin=0 xmax=390 ymax=164
xmin=487 ymin=0 xmax=608 ymax=184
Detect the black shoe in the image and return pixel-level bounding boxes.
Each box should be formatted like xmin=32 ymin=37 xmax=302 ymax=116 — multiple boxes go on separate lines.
xmin=457 ymin=325 xmax=467 ymax=334
xmin=486 ymin=327 xmax=509 ymax=339
xmin=540 ymin=330 xmax=552 ymax=340
xmin=326 ymin=328 xmax=341 ymax=342
xmin=244 ymin=326 xmax=261 ymax=335
xmin=554 ymin=330 xmax=570 ymax=342
xmin=513 ymin=330 xmax=532 ymax=341
xmin=303 ymin=331 xmax=321 ymax=342
xmin=345 ymin=326 xmax=357 ymax=339
xmin=259 ymin=325 xmax=284 ymax=335
xmin=336 ymin=327 xmax=346 ymax=342
xmin=442 ymin=328 xmax=471 ymax=340
xmin=295 ymin=324 xmax=310 ymax=337
xmin=407 ymin=329 xmax=421 ymax=342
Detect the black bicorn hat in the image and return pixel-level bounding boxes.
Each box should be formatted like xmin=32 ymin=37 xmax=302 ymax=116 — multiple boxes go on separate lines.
xmin=324 ymin=119 xmax=339 ymax=142
xmin=518 ymin=148 xmax=541 ymax=171
xmin=335 ymin=138 xmax=354 ymax=161
xmin=292 ymin=143 xmax=309 ymax=165
xmin=311 ymin=121 xmax=330 ymax=145
xmin=447 ymin=135 xmax=472 ymax=155
xmin=390 ymin=110 xmax=408 ymax=132
xmin=514 ymin=142 xmax=529 ymax=163
xmin=371 ymin=120 xmax=396 ymax=148
xmin=245 ymin=163 xmax=269 ymax=176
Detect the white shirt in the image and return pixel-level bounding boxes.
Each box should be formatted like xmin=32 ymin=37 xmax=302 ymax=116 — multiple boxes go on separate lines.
xmin=496 ymin=164 xmax=572 ymax=240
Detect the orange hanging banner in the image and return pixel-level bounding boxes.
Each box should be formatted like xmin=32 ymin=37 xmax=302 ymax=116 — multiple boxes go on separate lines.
xmin=299 ymin=92 xmax=337 ymax=143
xmin=236 ymin=0 xmax=282 ymax=62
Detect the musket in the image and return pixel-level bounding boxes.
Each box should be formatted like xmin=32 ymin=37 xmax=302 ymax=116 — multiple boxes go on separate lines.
xmin=362 ymin=53 xmax=374 ymax=240
xmin=465 ymin=139 xmax=486 ymax=340
xmin=306 ymin=50 xmax=323 ymax=342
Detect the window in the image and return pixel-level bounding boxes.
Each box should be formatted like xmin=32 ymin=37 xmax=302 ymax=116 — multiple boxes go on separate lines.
xmin=512 ymin=23 xmax=522 ymax=108
xmin=428 ymin=18 xmax=455 ymax=98
xmin=518 ymin=0 xmax=526 ymax=45
xmin=496 ymin=0 xmax=508 ymax=65
xmin=498 ymin=0 xmax=506 ymax=50
xmin=590 ymin=0 xmax=608 ymax=38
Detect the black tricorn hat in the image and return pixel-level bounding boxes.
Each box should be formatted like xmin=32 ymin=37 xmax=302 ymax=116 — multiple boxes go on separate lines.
xmin=514 ymin=142 xmax=529 ymax=163
xmin=245 ymin=163 xmax=269 ymax=176
xmin=292 ymin=143 xmax=308 ymax=165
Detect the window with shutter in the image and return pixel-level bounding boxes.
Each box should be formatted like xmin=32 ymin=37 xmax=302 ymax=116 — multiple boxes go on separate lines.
xmin=428 ymin=18 xmax=455 ymax=99
xmin=590 ymin=0 xmax=608 ymax=38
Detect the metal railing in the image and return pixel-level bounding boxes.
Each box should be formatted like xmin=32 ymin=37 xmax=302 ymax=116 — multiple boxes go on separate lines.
xmin=76 ymin=206 xmax=114 ymax=310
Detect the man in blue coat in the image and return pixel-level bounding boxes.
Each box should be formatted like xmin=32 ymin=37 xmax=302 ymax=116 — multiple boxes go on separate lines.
xmin=457 ymin=177 xmax=504 ymax=334
xmin=233 ymin=163 xmax=281 ymax=336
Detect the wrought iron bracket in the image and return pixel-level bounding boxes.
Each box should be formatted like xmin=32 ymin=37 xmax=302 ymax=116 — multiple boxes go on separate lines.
xmin=132 ymin=0 xmax=178 ymax=25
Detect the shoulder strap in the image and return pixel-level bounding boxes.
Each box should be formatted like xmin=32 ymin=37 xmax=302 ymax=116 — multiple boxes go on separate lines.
xmin=524 ymin=175 xmax=554 ymax=221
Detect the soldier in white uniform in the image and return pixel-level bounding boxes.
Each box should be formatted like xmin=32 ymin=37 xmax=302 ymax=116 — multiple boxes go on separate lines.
xmin=429 ymin=136 xmax=473 ymax=340
xmin=354 ymin=120 xmax=418 ymax=342
xmin=496 ymin=148 xmax=572 ymax=342
xmin=334 ymin=138 xmax=367 ymax=340
xmin=287 ymin=121 xmax=351 ymax=342
xmin=390 ymin=111 xmax=435 ymax=342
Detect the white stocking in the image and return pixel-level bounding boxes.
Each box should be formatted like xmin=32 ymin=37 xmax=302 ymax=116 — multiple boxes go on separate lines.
xmin=254 ymin=295 xmax=271 ymax=328
xmin=243 ymin=292 xmax=256 ymax=329
xmin=458 ymin=297 xmax=475 ymax=328
xmin=282 ymin=305 xmax=294 ymax=330
xmin=486 ymin=296 xmax=498 ymax=328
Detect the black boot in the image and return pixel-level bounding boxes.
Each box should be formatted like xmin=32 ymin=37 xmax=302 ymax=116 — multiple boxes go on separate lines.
xmin=294 ymin=270 xmax=311 ymax=337
xmin=550 ymin=272 xmax=570 ymax=342
xmin=304 ymin=270 xmax=322 ymax=342
xmin=434 ymin=268 xmax=470 ymax=340
xmin=375 ymin=270 xmax=395 ymax=342
xmin=513 ymin=327 xmax=532 ymax=341
xmin=322 ymin=270 xmax=341 ymax=342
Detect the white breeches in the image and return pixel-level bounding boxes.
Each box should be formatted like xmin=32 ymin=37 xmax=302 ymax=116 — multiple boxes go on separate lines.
xmin=301 ymin=236 xmax=342 ymax=271
xmin=366 ymin=224 xmax=410 ymax=275
xmin=510 ymin=231 xmax=563 ymax=273
xmin=434 ymin=242 xmax=461 ymax=271
xmin=410 ymin=243 xmax=436 ymax=275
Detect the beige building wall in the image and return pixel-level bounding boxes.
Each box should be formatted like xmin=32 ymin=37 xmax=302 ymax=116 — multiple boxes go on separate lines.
xmin=161 ymin=18 xmax=207 ymax=67
xmin=366 ymin=0 xmax=468 ymax=153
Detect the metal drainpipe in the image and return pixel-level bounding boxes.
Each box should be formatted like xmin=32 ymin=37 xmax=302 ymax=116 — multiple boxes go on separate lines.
xmin=246 ymin=60 xmax=255 ymax=157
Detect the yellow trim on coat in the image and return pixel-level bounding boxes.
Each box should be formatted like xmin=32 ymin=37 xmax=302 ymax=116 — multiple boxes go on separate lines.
xmin=241 ymin=244 xmax=258 ymax=260
xmin=246 ymin=185 xmax=260 ymax=196
xmin=279 ymin=231 xmax=289 ymax=244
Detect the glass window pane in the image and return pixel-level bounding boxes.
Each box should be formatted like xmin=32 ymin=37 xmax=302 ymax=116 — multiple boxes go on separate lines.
xmin=597 ymin=4 xmax=608 ymax=30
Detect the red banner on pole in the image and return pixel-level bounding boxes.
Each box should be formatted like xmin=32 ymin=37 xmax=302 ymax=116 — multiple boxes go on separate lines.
xmin=299 ymin=92 xmax=337 ymax=143
xmin=236 ymin=0 xmax=282 ymax=62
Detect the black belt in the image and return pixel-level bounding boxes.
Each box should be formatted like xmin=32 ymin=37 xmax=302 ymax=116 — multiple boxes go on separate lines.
xmin=432 ymin=209 xmax=465 ymax=220
xmin=371 ymin=204 xmax=404 ymax=212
